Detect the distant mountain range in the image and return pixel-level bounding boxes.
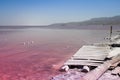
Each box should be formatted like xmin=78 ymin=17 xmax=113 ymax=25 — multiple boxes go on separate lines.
xmin=47 ymin=15 xmax=120 ymax=29
xmin=0 ymin=15 xmax=120 ymax=29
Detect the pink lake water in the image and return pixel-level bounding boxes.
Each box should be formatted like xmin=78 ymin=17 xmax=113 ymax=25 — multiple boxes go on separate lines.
xmin=0 ymin=28 xmax=115 ymax=80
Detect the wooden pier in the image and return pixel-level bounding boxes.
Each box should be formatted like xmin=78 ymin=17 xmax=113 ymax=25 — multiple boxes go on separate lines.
xmin=64 ymin=45 xmax=110 ymax=67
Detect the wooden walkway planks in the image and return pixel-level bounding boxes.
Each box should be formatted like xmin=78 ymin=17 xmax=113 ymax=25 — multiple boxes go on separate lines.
xmin=64 ymin=61 xmax=101 ymax=66
xmin=64 ymin=45 xmax=110 ymax=66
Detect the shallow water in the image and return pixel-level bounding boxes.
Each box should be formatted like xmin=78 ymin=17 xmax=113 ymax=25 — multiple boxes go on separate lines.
xmin=0 ymin=28 xmax=116 ymax=80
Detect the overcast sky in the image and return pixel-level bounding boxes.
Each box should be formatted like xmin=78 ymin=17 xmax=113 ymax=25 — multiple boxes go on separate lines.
xmin=0 ymin=0 xmax=120 ymax=26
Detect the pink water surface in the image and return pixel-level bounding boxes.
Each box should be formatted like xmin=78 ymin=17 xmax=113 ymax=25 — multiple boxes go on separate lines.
xmin=0 ymin=28 xmax=108 ymax=80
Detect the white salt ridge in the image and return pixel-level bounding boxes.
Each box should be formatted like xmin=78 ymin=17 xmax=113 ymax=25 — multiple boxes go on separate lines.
xmin=108 ymin=48 xmax=120 ymax=58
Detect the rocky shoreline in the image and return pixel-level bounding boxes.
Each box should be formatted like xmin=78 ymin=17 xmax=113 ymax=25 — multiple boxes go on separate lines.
xmin=51 ymin=68 xmax=120 ymax=80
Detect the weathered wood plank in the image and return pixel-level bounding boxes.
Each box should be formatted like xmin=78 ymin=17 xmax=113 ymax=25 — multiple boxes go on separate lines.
xmin=72 ymin=56 xmax=105 ymax=60
xmin=73 ymin=46 xmax=109 ymax=56
xmin=64 ymin=45 xmax=109 ymax=67
xmin=64 ymin=61 xmax=101 ymax=66
xmin=82 ymin=54 xmax=120 ymax=80
xmin=73 ymin=54 xmax=107 ymax=57
xmin=66 ymin=60 xmax=103 ymax=63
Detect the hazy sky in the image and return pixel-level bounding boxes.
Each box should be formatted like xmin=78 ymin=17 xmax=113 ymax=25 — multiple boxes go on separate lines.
xmin=0 ymin=0 xmax=120 ymax=26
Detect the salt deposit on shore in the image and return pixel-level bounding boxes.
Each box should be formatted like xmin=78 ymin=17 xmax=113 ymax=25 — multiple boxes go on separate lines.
xmin=51 ymin=69 xmax=120 ymax=80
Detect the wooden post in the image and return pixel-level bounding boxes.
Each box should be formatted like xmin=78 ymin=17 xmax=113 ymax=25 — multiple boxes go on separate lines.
xmin=81 ymin=54 xmax=120 ymax=80
xmin=110 ymin=26 xmax=113 ymax=42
